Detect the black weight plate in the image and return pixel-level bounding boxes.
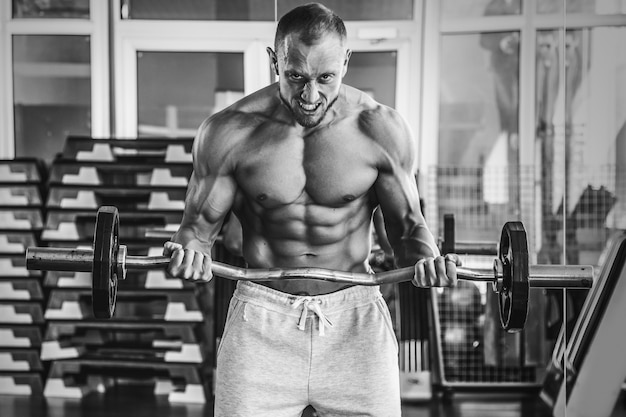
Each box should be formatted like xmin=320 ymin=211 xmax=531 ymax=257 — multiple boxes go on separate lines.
xmin=92 ymin=206 xmax=119 ymax=319
xmin=498 ymin=221 xmax=529 ymax=332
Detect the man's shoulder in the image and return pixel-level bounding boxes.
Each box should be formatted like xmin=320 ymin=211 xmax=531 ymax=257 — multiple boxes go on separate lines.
xmin=200 ymin=86 xmax=278 ymax=139
xmin=358 ymin=104 xmax=403 ymax=128
xmin=353 ymin=104 xmax=411 ymax=147
xmin=229 ymin=83 xmax=280 ymax=118
xmin=193 ymin=86 xmax=280 ymax=166
xmin=340 ymin=85 xmax=404 ymax=128
xmin=340 ymin=86 xmax=414 ymax=165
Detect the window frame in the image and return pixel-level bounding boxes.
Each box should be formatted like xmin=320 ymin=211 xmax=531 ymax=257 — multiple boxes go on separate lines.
xmin=0 ymin=0 xmax=109 ymax=158
xmin=110 ymin=0 xmax=424 ymax=139
xmin=112 ymin=21 xmax=274 ymax=137
xmin=1 ymin=0 xmax=423 ymax=158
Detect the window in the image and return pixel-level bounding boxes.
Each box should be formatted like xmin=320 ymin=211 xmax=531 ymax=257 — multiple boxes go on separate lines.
xmin=1 ymin=0 xmax=109 ymax=161
xmin=13 ymin=35 xmax=91 ymax=164
xmin=121 ymin=0 xmax=275 ymax=21
xmin=12 ymin=0 xmax=90 ymax=19
xmin=136 ymin=51 xmax=244 ymax=137
xmin=121 ymin=0 xmax=414 ymax=21
xmin=441 ymin=0 xmax=521 ymax=18
xmin=426 ymin=0 xmax=626 ymax=264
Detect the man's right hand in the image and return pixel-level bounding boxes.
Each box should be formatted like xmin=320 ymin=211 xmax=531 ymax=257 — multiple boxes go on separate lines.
xmin=163 ymin=241 xmax=213 ymax=282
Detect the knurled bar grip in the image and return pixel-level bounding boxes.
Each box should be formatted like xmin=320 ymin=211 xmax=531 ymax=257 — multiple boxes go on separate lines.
xmin=25 ymin=246 xmax=594 ymax=288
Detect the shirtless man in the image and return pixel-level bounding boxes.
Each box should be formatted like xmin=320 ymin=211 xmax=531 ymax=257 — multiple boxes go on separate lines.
xmin=164 ymin=3 xmax=459 ymax=416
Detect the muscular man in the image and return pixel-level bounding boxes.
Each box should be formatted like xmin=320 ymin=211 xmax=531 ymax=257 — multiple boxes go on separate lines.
xmin=164 ymin=3 xmax=459 ymax=416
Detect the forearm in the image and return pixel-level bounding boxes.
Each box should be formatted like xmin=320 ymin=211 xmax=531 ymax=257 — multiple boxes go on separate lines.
xmin=170 ymin=170 xmax=234 ymax=255
xmin=170 ymin=221 xmax=220 ymax=255
xmin=392 ymin=225 xmax=440 ymax=268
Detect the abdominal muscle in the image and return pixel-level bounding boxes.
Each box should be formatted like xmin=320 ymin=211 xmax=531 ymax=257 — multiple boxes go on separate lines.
xmin=238 ymin=206 xmax=375 ymax=295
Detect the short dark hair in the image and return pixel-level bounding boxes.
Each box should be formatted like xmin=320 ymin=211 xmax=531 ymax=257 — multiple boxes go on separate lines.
xmin=274 ymin=3 xmax=346 ymax=52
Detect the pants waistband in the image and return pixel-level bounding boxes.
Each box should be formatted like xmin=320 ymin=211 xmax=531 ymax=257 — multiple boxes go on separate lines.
xmin=233 ymin=280 xmax=382 ymax=316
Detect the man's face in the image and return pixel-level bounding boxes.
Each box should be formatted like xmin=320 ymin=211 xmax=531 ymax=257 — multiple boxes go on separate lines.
xmin=270 ymin=33 xmax=351 ymax=128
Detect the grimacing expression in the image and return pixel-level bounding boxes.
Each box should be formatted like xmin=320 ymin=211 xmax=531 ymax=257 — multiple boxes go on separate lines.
xmin=272 ymin=34 xmax=351 ymax=128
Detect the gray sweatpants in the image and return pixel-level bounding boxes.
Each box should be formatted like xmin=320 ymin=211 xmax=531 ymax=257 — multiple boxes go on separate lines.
xmin=214 ymin=280 xmax=401 ymax=417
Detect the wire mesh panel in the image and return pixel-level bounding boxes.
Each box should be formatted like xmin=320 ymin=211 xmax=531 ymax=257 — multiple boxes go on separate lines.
xmin=426 ymin=164 xmax=620 ymax=271
xmin=433 ymin=277 xmax=542 ymax=385
xmin=422 ymin=164 xmax=622 ymax=386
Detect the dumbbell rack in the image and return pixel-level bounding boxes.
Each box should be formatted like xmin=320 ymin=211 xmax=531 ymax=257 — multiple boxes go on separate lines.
xmin=0 ymin=159 xmax=47 ymax=396
xmin=38 ymin=136 xmax=210 ymax=403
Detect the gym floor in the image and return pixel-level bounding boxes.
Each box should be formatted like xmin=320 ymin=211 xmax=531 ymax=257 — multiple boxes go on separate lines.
xmin=5 ymin=388 xmax=625 ymax=417
xmin=0 ymin=388 xmax=626 ymax=417
xmin=3 ymin=387 xmax=626 ymax=416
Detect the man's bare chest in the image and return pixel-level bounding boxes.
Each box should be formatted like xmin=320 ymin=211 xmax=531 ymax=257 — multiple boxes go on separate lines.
xmin=235 ymin=128 xmax=379 ymax=207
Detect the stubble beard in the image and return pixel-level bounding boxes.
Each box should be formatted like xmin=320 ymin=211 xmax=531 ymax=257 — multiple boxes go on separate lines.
xmin=279 ymin=92 xmax=338 ymax=128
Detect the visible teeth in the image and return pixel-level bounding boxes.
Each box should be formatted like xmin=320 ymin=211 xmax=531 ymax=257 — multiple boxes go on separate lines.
xmin=300 ymin=102 xmax=318 ymax=111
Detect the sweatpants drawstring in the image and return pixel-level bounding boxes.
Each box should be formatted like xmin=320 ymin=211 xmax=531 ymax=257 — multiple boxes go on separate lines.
xmin=291 ymin=297 xmax=333 ymax=336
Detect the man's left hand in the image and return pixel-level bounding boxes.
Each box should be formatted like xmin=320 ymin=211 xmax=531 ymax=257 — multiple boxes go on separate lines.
xmin=412 ymin=254 xmax=461 ymax=287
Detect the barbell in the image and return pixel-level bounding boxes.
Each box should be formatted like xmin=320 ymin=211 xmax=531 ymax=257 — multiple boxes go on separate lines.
xmin=25 ymin=206 xmax=593 ymax=332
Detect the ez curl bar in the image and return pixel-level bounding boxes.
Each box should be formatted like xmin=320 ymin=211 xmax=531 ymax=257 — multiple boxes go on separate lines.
xmin=25 ymin=206 xmax=593 ymax=332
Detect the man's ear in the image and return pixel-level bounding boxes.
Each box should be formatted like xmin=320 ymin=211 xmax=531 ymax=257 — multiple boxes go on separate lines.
xmin=342 ymin=49 xmax=352 ymax=77
xmin=266 ymin=47 xmax=279 ymax=76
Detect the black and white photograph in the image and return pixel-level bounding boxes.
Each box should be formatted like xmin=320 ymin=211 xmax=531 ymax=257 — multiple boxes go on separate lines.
xmin=0 ymin=1 xmax=624 ymax=416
